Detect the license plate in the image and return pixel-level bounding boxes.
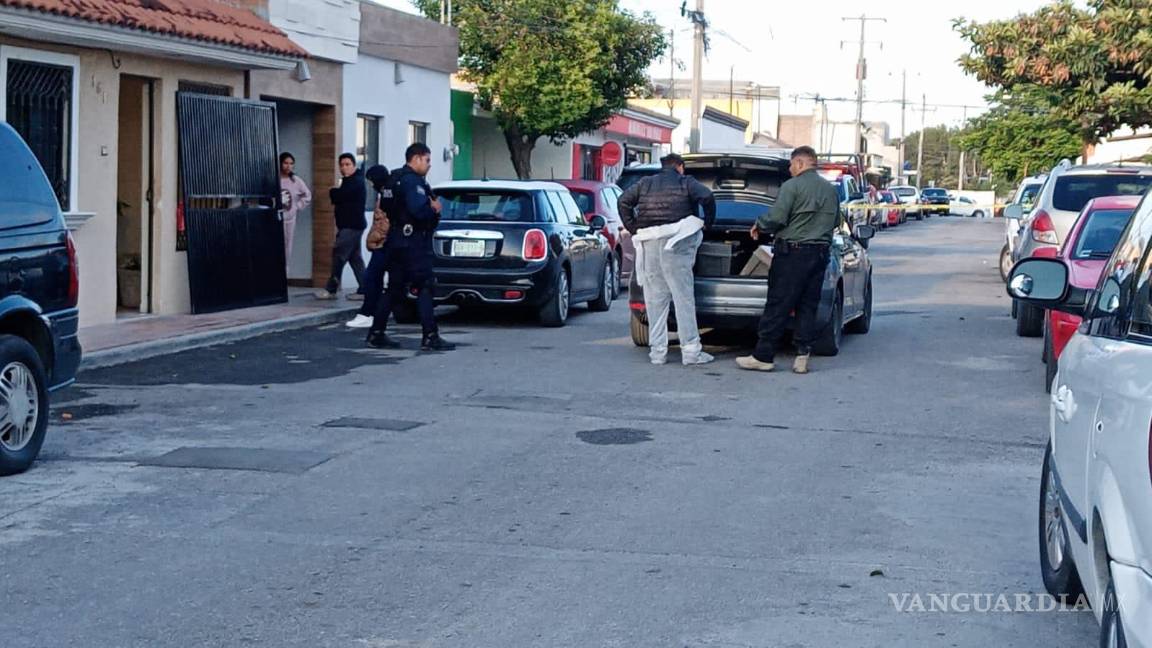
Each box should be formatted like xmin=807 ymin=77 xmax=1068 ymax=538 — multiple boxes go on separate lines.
xmin=450 ymin=239 xmax=486 ymax=257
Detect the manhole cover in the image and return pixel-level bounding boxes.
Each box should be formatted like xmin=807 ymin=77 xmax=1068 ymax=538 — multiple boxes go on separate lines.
xmin=54 ymin=403 xmax=138 ymax=421
xmin=138 ymin=447 xmax=332 ymax=474
xmin=321 ymin=417 xmax=425 ymax=431
xmin=576 ymin=428 xmax=652 ymax=445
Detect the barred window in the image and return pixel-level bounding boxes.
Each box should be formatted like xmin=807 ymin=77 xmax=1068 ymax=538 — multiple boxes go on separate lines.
xmin=5 ymin=59 xmax=73 ymax=211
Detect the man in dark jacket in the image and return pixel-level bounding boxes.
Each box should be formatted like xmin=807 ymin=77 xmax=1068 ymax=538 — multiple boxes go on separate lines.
xmin=366 ymin=143 xmax=455 ymax=352
xmin=618 ymin=153 xmax=716 ymax=366
xmin=316 ymin=153 xmax=367 ymax=300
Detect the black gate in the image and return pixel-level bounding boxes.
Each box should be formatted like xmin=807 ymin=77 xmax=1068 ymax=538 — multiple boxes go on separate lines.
xmin=177 ymin=93 xmax=285 ymax=314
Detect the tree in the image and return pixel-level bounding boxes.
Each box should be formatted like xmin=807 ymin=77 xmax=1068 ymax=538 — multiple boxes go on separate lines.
xmin=954 ymin=86 xmax=1082 ymax=186
xmin=414 ymin=0 xmax=666 ymax=179
xmin=955 ymin=0 xmax=1152 ymax=150
xmin=903 ymin=125 xmax=971 ymax=190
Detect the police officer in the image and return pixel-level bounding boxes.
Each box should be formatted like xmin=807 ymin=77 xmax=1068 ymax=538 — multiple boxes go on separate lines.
xmin=737 ymin=146 xmax=841 ymax=374
xmin=366 ymin=143 xmax=455 ymax=351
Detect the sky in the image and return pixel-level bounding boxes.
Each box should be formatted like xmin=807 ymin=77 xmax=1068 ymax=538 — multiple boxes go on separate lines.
xmin=372 ymin=0 xmax=1049 ymax=140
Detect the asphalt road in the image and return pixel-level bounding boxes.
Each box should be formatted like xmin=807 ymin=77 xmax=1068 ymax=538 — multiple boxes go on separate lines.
xmin=0 ymin=218 xmax=1098 ymax=647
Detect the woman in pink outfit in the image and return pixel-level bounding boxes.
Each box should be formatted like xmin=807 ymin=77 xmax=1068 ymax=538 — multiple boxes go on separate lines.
xmin=279 ymin=152 xmax=312 ymax=275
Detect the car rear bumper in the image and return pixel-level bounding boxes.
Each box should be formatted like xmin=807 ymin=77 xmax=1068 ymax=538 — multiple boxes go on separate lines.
xmin=1111 ymin=561 xmax=1152 ymax=648
xmin=430 ymin=264 xmax=555 ymax=307
xmin=47 ymin=308 xmax=80 ymax=390
xmin=631 ymin=277 xmax=834 ymax=331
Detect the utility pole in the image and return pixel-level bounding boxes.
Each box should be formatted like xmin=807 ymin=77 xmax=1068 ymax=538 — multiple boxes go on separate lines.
xmin=899 ymin=69 xmax=907 ymax=184
xmin=667 ymin=28 xmax=675 ymax=117
xmin=957 ymin=105 xmax=968 ymax=190
xmin=689 ymin=0 xmax=705 ymax=153
xmin=916 ymin=93 xmax=926 ymax=189
xmin=842 ymin=14 xmax=886 ymax=157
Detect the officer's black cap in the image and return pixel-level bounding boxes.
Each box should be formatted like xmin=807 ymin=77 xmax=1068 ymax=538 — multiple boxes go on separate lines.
xmin=365 ymin=164 xmax=390 ymax=191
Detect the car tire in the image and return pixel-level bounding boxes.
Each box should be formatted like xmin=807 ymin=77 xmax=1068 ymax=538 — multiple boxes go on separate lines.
xmin=1016 ymin=302 xmax=1044 ymax=337
xmin=973 ymin=210 xmax=985 ymax=219
xmin=613 ymin=249 xmax=624 ymax=296
xmin=393 ymin=299 xmax=419 ymax=325
xmin=1044 ymin=330 xmax=1057 ymax=394
xmin=630 ymin=313 xmax=649 ymax=347
xmin=1039 ymin=443 xmax=1085 ymax=599
xmin=538 ymin=268 xmax=570 ymax=327
xmin=1000 ymin=243 xmax=1013 ymax=282
xmin=846 ymin=276 xmax=872 ymax=335
xmin=1100 ymin=580 xmax=1129 ymax=648
xmin=588 ymin=259 xmax=614 ymax=312
xmin=812 ymin=291 xmax=843 ymax=357
xmin=0 ymin=335 xmax=50 ymax=477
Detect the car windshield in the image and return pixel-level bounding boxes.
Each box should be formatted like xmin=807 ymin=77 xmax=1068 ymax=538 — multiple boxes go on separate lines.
xmin=880 ymin=193 xmax=896 ymax=204
xmin=1053 ymin=174 xmax=1152 ymax=212
xmin=568 ymin=190 xmax=594 ymax=215
xmin=1018 ymin=183 xmax=1041 ymax=207
xmin=616 ymin=169 xmax=658 ymax=192
xmin=1071 ymin=208 xmax=1134 ymax=260
xmin=828 ymin=180 xmax=848 ymax=203
xmin=436 ymin=190 xmax=535 ymax=222
xmin=922 ymin=188 xmax=947 ymax=197
xmin=891 ymin=187 xmax=916 ymax=197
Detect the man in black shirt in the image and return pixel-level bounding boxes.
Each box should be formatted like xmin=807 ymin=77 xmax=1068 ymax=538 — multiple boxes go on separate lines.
xmin=316 ymin=153 xmax=367 ymax=300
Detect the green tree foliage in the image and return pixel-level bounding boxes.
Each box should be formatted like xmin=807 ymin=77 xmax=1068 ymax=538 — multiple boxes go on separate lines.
xmin=954 ymin=87 xmax=1082 ymax=185
xmin=414 ymin=0 xmax=666 ymax=179
xmin=903 ymin=125 xmax=968 ymax=190
xmin=955 ymin=0 xmax=1152 ymax=146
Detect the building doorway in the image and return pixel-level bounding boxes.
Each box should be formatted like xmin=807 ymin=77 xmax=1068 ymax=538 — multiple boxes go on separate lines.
xmin=115 ymin=75 xmax=156 ymax=317
xmin=274 ymin=99 xmax=316 ymax=285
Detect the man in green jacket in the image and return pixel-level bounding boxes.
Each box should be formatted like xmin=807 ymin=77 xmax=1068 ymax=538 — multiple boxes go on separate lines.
xmin=737 ymin=146 xmax=842 ymax=374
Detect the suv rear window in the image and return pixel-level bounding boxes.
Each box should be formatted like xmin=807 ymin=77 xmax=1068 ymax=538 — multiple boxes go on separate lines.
xmin=891 ymin=187 xmax=916 ymax=197
xmin=1071 ymin=208 xmax=1133 ymax=260
xmin=616 ymin=167 xmax=659 ymax=192
xmin=1052 ymin=174 xmax=1152 ymax=212
xmin=436 ymin=190 xmax=535 ymax=222
xmin=0 ymin=126 xmax=59 ymax=229
xmin=921 ymin=188 xmax=947 ymax=197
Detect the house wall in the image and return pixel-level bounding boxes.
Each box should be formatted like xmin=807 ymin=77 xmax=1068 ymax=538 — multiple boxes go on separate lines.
xmin=470 ymin=116 xmax=574 ymax=181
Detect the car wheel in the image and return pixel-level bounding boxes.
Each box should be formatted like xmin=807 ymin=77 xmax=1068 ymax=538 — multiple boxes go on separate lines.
xmin=630 ymin=313 xmax=649 ymax=347
xmin=393 ymin=299 xmax=419 ymax=325
xmin=1100 ymin=580 xmax=1129 ymax=648
xmin=0 ymin=336 xmax=50 ymax=477
xmin=812 ymin=291 xmax=843 ymax=356
xmin=612 ymin=249 xmax=624 ymax=296
xmin=1016 ymin=302 xmax=1044 ymax=337
xmin=588 ymin=258 xmax=614 ymax=312
xmin=973 ymin=210 xmax=985 ymax=219
xmin=1000 ymin=243 xmax=1013 ymax=282
xmin=846 ymin=276 xmax=872 ymax=335
xmin=538 ymin=268 xmax=570 ymax=327
xmin=1039 ymin=442 xmax=1084 ymax=599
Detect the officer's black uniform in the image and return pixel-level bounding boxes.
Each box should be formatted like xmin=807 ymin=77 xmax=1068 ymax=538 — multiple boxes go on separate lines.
xmin=366 ymin=165 xmax=454 ymax=351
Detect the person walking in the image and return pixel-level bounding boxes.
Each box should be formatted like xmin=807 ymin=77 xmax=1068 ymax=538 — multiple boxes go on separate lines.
xmin=737 ymin=146 xmax=842 ymax=375
xmin=618 ymin=153 xmax=716 ymax=366
xmin=365 ymin=143 xmax=455 ymax=351
xmin=346 ymin=164 xmax=392 ymax=328
xmin=316 ymin=153 xmax=367 ymax=301
xmin=279 ymin=152 xmax=311 ymax=276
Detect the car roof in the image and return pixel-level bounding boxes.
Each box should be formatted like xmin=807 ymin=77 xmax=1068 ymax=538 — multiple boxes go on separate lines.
xmin=1059 ymin=163 xmax=1152 ymax=176
xmin=435 ymin=180 xmax=570 ymax=192
xmin=555 ymin=179 xmax=612 ymax=191
xmin=1083 ymin=194 xmax=1144 ymax=211
xmin=620 ymin=163 xmax=661 ymax=173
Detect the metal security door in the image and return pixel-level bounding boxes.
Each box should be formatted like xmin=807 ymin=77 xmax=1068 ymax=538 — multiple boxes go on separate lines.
xmin=177 ymin=93 xmax=285 ymax=314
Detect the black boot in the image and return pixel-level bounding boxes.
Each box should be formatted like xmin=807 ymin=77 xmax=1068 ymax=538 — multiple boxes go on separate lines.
xmin=366 ymin=330 xmax=401 ymax=349
xmin=421 ymin=332 xmax=455 ymax=351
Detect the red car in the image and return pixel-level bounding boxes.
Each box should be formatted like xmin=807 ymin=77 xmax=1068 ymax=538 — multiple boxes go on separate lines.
xmin=1043 ymin=194 xmax=1140 ymax=391
xmin=878 ymin=190 xmax=903 ymax=228
xmin=556 ymin=179 xmax=631 ymax=296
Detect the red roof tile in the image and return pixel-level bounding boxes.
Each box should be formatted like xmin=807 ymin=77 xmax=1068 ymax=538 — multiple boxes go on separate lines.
xmin=0 ymin=0 xmax=304 ymax=57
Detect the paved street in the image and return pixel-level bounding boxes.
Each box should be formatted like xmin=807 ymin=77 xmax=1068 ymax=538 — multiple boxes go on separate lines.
xmin=1 ymin=218 xmax=1097 ymax=647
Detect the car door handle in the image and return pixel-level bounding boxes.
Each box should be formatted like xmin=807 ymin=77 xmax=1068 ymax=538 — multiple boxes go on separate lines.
xmin=1052 ymin=385 xmax=1077 ymax=423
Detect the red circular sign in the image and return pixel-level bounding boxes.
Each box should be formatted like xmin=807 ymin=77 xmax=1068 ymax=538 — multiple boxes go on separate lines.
xmin=601 ymin=141 xmax=623 ymax=167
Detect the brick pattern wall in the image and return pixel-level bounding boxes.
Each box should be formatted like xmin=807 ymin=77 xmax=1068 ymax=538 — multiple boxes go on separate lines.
xmin=311 ymin=105 xmax=337 ymax=287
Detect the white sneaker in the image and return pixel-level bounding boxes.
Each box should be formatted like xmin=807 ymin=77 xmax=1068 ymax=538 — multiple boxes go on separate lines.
xmin=650 ymin=355 xmax=667 ymax=365
xmin=345 ymin=314 xmax=373 ymax=328
xmin=682 ymin=351 xmax=715 ymax=365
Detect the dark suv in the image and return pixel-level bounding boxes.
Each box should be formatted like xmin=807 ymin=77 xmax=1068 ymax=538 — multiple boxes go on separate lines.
xmin=0 ymin=124 xmax=82 ymax=476
xmin=920 ymin=188 xmax=950 ymax=216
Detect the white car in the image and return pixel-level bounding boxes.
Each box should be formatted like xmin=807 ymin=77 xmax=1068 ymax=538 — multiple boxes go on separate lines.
xmin=888 ymin=185 xmax=921 ymax=220
xmin=1008 ymin=194 xmax=1152 ymax=648
xmin=950 ymin=195 xmax=986 ymax=218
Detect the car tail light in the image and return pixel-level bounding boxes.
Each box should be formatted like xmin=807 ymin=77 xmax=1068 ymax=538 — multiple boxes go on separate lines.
xmin=503 ymin=290 xmax=523 ymax=300
xmin=523 ymin=229 xmax=547 ymax=261
xmin=1032 ymin=210 xmax=1059 ymax=245
xmin=65 ymin=232 xmax=79 ymax=307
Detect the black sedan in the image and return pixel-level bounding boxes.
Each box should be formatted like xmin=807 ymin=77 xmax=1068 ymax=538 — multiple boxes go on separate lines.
xmin=421 ymin=180 xmax=615 ymax=326
xmin=920 ymin=187 xmax=950 ymax=216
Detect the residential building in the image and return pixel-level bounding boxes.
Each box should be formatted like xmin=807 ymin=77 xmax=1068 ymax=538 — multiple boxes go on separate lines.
xmin=631 ymin=78 xmax=782 ymax=148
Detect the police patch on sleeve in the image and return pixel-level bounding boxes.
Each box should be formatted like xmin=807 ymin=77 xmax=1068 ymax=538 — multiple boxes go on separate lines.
xmin=417 ymin=186 xmax=426 ymax=195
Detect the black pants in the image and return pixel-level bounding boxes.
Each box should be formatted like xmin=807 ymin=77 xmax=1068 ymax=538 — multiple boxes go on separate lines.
xmin=358 ymin=248 xmax=389 ymax=317
xmin=371 ymin=243 xmax=437 ymax=336
xmin=753 ymin=243 xmax=830 ymax=362
xmin=325 ymin=228 xmax=366 ymax=294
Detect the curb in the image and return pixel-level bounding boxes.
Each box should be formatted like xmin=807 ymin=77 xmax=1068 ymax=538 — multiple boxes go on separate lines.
xmin=81 ymin=306 xmax=359 ymax=371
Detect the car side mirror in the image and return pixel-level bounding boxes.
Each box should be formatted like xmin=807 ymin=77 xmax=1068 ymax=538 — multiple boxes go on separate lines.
xmin=1003 ymin=204 xmax=1024 ymax=221
xmin=588 ymin=214 xmax=607 ymax=231
xmin=854 ymin=224 xmax=876 ymax=241
xmin=1007 ymin=258 xmax=1090 ymax=316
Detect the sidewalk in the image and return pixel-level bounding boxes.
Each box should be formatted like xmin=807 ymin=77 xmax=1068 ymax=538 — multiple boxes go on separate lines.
xmin=81 ymin=288 xmax=359 ymax=370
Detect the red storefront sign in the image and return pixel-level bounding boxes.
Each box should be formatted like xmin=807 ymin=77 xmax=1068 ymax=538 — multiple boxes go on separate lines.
xmin=605 ymin=114 xmax=673 ymax=144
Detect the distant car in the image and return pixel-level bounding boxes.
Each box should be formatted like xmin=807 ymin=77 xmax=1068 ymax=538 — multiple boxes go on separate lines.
xmin=556 ymin=179 xmax=631 ymax=297
xmin=1007 ymin=195 xmax=1152 ymax=648
xmin=820 ymin=171 xmax=871 ymax=230
xmin=1041 ymin=195 xmax=1139 ymax=392
xmin=950 ymin=195 xmax=986 ymax=218
xmin=920 ymin=187 xmax=950 ymax=216
xmin=424 ymin=180 xmax=614 ymax=327
xmin=616 ymin=163 xmax=661 ymax=193
xmin=888 ymin=185 xmax=921 ymax=220
xmin=1011 ymin=162 xmax=1152 ymax=337
xmin=0 ymin=123 xmax=83 ymax=476
xmin=878 ymin=190 xmax=903 ymax=228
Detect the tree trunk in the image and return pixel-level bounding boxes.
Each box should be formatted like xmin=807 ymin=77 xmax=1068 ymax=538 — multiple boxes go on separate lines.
xmin=502 ymin=126 xmax=537 ymax=180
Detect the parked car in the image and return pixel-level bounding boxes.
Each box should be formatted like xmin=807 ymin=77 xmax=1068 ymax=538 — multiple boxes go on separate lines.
xmin=877 ymin=190 xmax=903 ymax=228
xmin=0 ymin=124 xmax=83 ymax=476
xmin=1006 ymin=193 xmax=1152 ymax=648
xmin=920 ymin=187 xmax=950 ymax=216
xmin=628 ymin=153 xmax=876 ymax=356
xmin=556 ymin=179 xmax=632 ymax=296
xmin=888 ymin=185 xmax=922 ymax=220
xmin=950 ymin=195 xmax=986 ymax=218
xmin=616 ymin=163 xmax=661 ymax=193
xmin=1040 ymin=195 xmax=1140 ymax=393
xmin=821 ymin=171 xmax=871 ymax=231
xmin=1001 ymin=174 xmax=1049 ymax=281
xmin=423 ymin=180 xmax=614 ymax=327
xmin=1011 ymin=162 xmax=1152 ymax=337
